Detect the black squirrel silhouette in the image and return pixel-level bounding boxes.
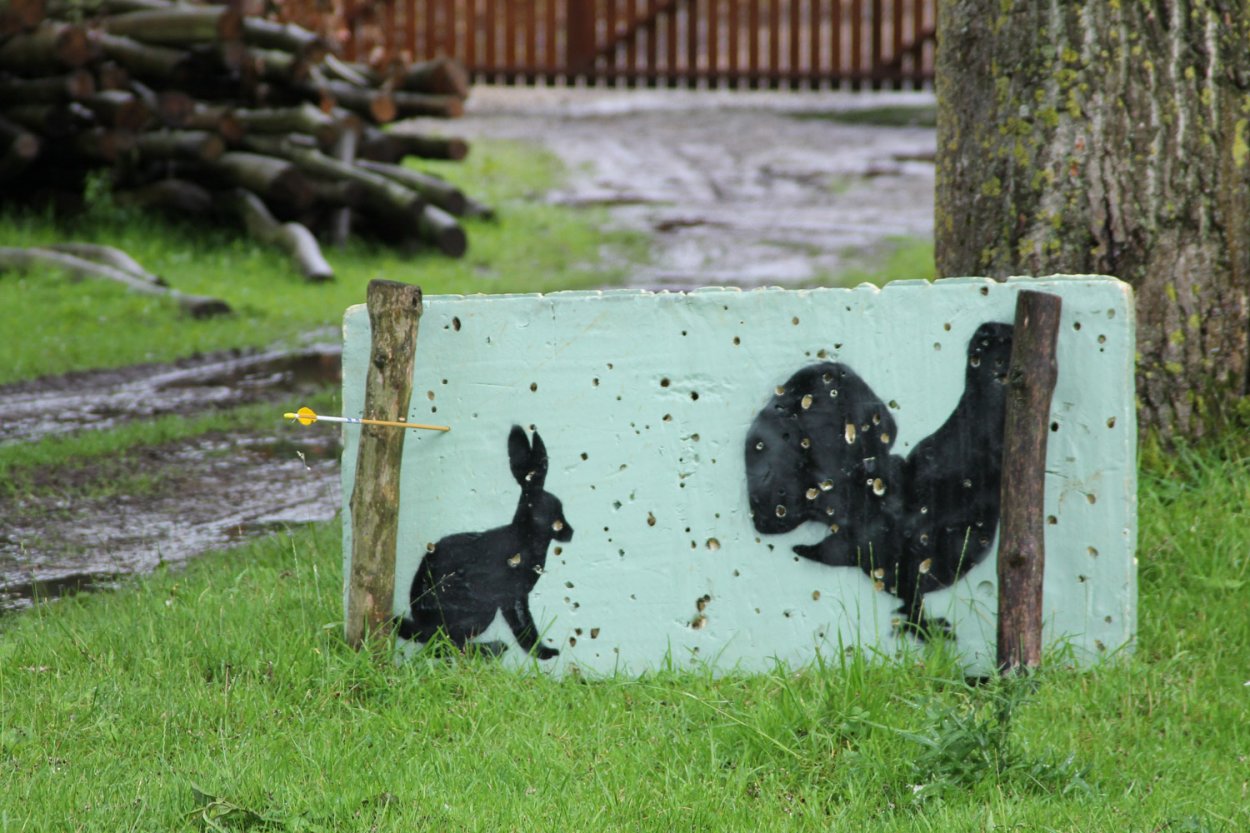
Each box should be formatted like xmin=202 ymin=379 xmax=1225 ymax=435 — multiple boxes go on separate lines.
xmin=745 ymin=322 xmax=1014 ymax=637
xmin=397 ymin=425 xmax=573 ymax=659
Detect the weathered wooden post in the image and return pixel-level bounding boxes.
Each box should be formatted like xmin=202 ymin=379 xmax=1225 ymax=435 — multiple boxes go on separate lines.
xmin=997 ymin=289 xmax=1062 ymax=673
xmin=345 ymin=279 xmax=422 ymax=649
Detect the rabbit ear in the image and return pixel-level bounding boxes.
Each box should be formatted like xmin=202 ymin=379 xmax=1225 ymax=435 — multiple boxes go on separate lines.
xmin=528 ymin=431 xmax=549 ymax=489
xmin=507 ymin=425 xmax=531 ymax=484
xmin=507 ymin=425 xmax=548 ymax=490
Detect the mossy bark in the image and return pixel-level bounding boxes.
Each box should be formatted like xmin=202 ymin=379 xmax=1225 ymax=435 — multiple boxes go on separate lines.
xmin=936 ymin=0 xmax=1250 ymax=440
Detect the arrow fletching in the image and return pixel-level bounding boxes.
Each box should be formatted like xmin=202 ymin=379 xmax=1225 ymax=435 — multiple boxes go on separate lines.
xmin=282 ymin=407 xmax=319 ymax=426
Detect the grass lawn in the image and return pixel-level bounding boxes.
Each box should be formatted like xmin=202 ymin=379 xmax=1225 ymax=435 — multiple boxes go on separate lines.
xmin=803 ymin=235 xmax=937 ymax=289
xmin=1 ymin=440 xmax=1247 ymax=831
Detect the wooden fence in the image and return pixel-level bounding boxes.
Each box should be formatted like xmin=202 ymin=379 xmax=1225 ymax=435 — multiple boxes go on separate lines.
xmin=339 ymin=0 xmax=936 ymax=89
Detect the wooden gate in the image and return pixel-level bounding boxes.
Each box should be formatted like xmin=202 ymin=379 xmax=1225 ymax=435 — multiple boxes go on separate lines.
xmin=340 ymin=0 xmax=935 ymax=89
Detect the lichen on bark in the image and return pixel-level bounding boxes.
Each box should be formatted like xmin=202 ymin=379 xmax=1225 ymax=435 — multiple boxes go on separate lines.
xmin=936 ymin=0 xmax=1250 ymax=440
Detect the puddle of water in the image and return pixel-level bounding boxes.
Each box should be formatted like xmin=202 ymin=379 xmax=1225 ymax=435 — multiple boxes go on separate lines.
xmin=0 ymin=569 xmax=123 ymax=611
xmin=0 ymin=346 xmax=342 ymax=447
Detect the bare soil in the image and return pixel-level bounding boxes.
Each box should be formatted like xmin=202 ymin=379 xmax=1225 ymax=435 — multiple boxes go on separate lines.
xmin=3 ymin=88 xmax=937 ymax=610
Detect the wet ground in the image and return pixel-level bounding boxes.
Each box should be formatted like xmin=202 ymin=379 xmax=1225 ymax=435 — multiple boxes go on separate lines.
xmin=0 ymin=348 xmax=342 ymax=610
xmin=442 ymin=86 xmax=937 ymax=289
xmin=2 ymin=347 xmax=341 ymax=447
xmin=2 ymin=87 xmax=937 ymax=610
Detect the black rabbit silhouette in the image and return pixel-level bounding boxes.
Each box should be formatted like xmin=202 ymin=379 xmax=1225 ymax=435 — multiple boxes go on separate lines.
xmin=397 ymin=425 xmax=573 ymax=659
xmin=745 ymin=322 xmax=1014 ymax=638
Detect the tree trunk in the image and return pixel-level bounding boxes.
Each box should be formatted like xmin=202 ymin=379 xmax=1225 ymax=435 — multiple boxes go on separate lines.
xmin=936 ymin=1 xmax=1250 ymax=440
xmin=221 ymin=188 xmax=333 ymax=282
xmin=397 ymin=57 xmax=470 ymax=98
xmin=359 ymin=129 xmax=468 ymax=163
xmin=356 ymin=158 xmax=467 ymax=215
xmin=0 ymin=22 xmax=91 ymax=72
xmin=69 ymin=127 xmax=134 ymax=162
xmin=182 ymin=102 xmax=242 ymax=142
xmin=208 ymin=151 xmax=315 ymax=213
xmin=417 ymin=204 xmax=467 ymax=258
xmin=82 ymin=89 xmax=151 ymax=130
xmin=241 ymin=134 xmax=423 ymax=218
xmin=4 ymin=100 xmax=92 ymax=136
xmin=114 ymin=176 xmax=213 ymax=214
xmin=101 ymin=6 xmax=243 ymax=45
xmin=0 ymin=246 xmax=230 ymax=317
xmin=133 ymin=129 xmax=225 ymax=162
xmin=327 ymin=126 xmax=356 ymax=246
xmin=240 ymin=17 xmax=327 ymax=62
xmin=45 ymin=241 xmax=164 ymax=284
xmin=303 ymin=76 xmax=396 ymax=124
xmin=95 ymin=31 xmax=192 ymax=83
xmin=233 ymin=102 xmax=343 ymax=145
xmin=243 ymin=46 xmax=312 ymax=85
xmin=389 ymin=91 xmax=464 ymax=120
xmin=0 ymin=70 xmax=94 ymax=104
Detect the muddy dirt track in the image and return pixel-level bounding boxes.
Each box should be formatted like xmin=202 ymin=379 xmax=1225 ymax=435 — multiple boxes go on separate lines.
xmin=0 ymin=348 xmax=343 ymax=609
xmin=1 ymin=88 xmax=936 ymax=610
xmin=444 ymin=87 xmax=936 ymax=289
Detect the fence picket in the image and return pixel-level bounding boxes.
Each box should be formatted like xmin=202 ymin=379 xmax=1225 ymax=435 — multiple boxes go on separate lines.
xmin=707 ymin=0 xmax=718 ymax=85
xmin=356 ymin=0 xmax=934 ymax=88
xmin=672 ymin=0 xmax=681 ymax=79
xmin=809 ymin=0 xmax=821 ymax=84
xmin=849 ymin=0 xmax=862 ymax=86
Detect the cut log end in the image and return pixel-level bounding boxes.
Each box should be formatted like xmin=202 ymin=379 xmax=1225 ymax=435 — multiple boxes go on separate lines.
xmin=156 ymin=90 xmax=195 ymax=126
xmin=7 ymin=132 xmax=40 ymax=160
xmin=1 ymin=0 xmax=46 ymax=32
xmin=367 ymin=92 xmax=395 ymax=125
xmin=420 ymin=205 xmax=467 ymax=257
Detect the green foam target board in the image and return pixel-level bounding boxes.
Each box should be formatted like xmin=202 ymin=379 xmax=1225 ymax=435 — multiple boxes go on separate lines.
xmin=341 ymin=276 xmax=1136 ymax=675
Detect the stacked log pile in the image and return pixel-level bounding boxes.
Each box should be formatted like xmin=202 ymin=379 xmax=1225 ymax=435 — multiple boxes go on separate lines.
xmin=0 ymin=0 xmax=483 ymax=292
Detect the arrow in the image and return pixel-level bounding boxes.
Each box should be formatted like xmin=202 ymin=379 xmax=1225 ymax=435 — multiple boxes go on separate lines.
xmin=284 ymin=406 xmax=449 ymax=432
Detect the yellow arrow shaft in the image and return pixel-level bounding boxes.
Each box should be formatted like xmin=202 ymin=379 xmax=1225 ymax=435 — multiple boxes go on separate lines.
xmin=352 ymin=416 xmax=449 ymax=432
xmin=285 ymin=409 xmax=450 ymax=432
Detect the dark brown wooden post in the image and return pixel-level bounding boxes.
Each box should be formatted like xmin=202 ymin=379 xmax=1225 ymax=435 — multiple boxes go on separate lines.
xmin=346 ymin=279 xmax=423 ymax=649
xmin=996 ymin=289 xmax=1062 ymax=673
xmin=566 ymin=0 xmax=598 ymax=77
